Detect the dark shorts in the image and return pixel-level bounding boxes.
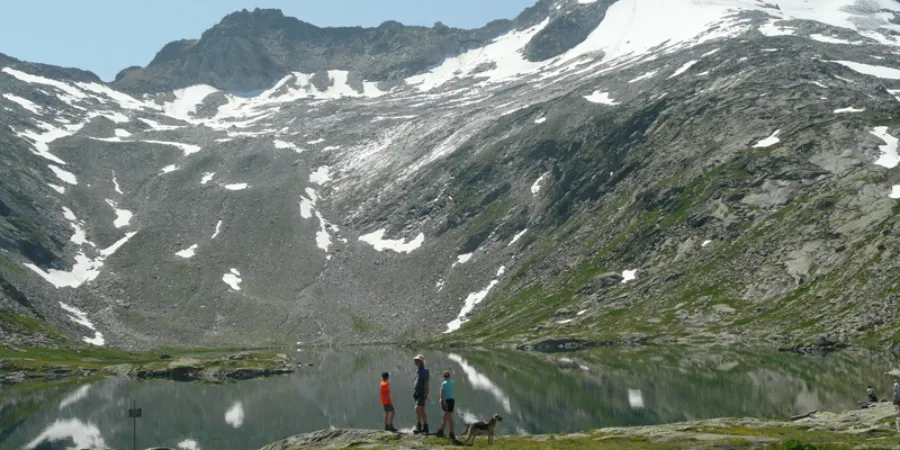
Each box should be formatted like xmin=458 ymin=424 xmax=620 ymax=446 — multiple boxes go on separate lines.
xmin=441 ymin=398 xmax=455 ymax=413
xmin=413 ymin=392 xmax=426 ymax=406
xmin=383 ymin=404 xmax=394 ymax=413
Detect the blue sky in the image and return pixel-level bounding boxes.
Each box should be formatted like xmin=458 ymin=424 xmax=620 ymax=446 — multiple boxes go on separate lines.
xmin=1 ymin=0 xmax=536 ymax=81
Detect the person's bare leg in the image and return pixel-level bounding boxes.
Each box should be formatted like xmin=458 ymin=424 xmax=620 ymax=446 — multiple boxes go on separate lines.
xmin=415 ymin=405 xmax=424 ymax=426
xmin=384 ymin=410 xmax=389 ymax=427
xmin=448 ymin=413 xmax=455 ymax=436
xmin=422 ymin=407 xmax=428 ymax=429
xmin=389 ymin=410 xmax=396 ymax=427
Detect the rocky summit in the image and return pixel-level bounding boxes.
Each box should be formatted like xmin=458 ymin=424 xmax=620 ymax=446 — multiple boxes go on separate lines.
xmin=1 ymin=0 xmax=900 ymax=350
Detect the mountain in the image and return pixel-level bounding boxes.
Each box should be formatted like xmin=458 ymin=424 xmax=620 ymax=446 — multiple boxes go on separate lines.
xmin=111 ymin=5 xmax=539 ymax=93
xmin=1 ymin=0 xmax=900 ymax=351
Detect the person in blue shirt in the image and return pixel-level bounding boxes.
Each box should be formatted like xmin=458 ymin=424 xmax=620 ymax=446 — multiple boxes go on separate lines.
xmin=435 ymin=369 xmax=456 ymax=440
xmin=412 ymin=354 xmax=430 ymax=434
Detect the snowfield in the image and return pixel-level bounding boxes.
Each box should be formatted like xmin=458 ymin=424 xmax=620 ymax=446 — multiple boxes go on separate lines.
xmin=222 ymin=269 xmax=243 ymax=291
xmin=359 ymin=229 xmax=425 ymax=254
xmin=870 ymin=126 xmax=899 ymax=168
xmin=584 ymin=91 xmax=619 ymax=105
xmin=753 ymin=130 xmax=781 ymax=148
xmin=446 ymin=266 xmax=506 ymax=333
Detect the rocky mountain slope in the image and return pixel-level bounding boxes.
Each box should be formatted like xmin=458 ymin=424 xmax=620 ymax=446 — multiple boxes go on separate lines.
xmin=1 ymin=0 xmax=900 ymax=350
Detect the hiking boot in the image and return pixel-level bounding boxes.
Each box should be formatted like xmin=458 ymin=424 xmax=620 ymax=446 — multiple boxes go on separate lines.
xmin=413 ymin=423 xmax=423 ymax=434
xmin=449 ymin=432 xmax=456 ymax=441
xmin=384 ymin=425 xmax=390 ymax=431
xmin=388 ymin=425 xmax=399 ymax=433
xmin=423 ymin=424 xmax=430 ymax=434
xmin=434 ymin=429 xmax=445 ymax=438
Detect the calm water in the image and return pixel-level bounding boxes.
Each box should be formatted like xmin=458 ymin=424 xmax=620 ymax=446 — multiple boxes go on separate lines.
xmin=1 ymin=346 xmax=896 ymax=450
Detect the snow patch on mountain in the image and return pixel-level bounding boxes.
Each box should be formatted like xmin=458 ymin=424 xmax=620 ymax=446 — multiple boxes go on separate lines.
xmin=584 ymin=91 xmax=619 ymax=104
xmin=831 ymin=60 xmax=900 ymax=79
xmin=2 ymin=67 xmax=87 ymax=104
xmin=559 ymin=0 xmax=749 ymax=68
xmin=3 ymin=93 xmax=42 ymax=114
xmin=76 ymin=81 xmax=153 ymax=110
xmin=445 ymin=267 xmax=505 ymax=333
xmin=453 ymin=253 xmax=474 ymax=267
xmin=509 ymin=229 xmax=529 ymax=246
xmin=83 ymin=332 xmax=105 ymax=346
xmin=890 ymin=185 xmax=900 ymax=199
xmin=163 ymin=85 xmax=219 ymax=121
xmin=531 ymin=173 xmax=548 ymax=195
xmin=834 ymin=106 xmax=865 ymax=113
xmin=211 ymin=220 xmax=223 ymax=239
xmin=669 ymin=60 xmax=700 ymax=78
xmin=310 ymin=167 xmax=332 ymax=185
xmin=622 ymin=269 xmax=638 ymax=283
xmin=112 ymin=172 xmax=124 ymax=194
xmin=759 ymin=21 xmax=796 ymax=36
xmin=59 ymin=302 xmax=96 ymax=331
xmin=222 ymin=269 xmax=242 ymax=291
xmin=49 ymin=165 xmax=78 ymax=185
xmin=870 ymin=126 xmax=899 ymax=168
xmin=628 ymin=70 xmax=659 ymax=83
xmin=62 ymin=207 xmax=88 ymax=245
xmin=359 ymin=229 xmax=425 ymax=254
xmin=753 ymin=130 xmax=781 ymax=148
xmin=13 ymin=120 xmax=85 ymax=165
xmin=141 ymin=139 xmax=201 ymax=156
xmin=299 ymin=188 xmax=333 ymax=252
xmin=105 ymin=199 xmax=133 ymax=228
xmin=138 ymin=118 xmax=183 ymax=131
xmin=406 ymin=19 xmax=550 ymax=91
xmin=810 ymin=34 xmax=858 ymax=45
xmin=160 ymin=165 xmax=179 ymax=174
xmin=25 ymin=232 xmax=138 ymax=289
xmin=274 ymin=139 xmax=301 ymax=152
xmin=224 ymin=183 xmax=248 ymax=190
xmin=259 ymin=70 xmax=385 ymax=101
xmin=176 ymin=245 xmax=199 ymax=259
xmin=201 ymin=172 xmax=215 ymax=184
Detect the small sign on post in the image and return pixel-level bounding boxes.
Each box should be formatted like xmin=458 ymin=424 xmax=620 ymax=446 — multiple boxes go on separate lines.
xmin=129 ymin=408 xmax=142 ymax=418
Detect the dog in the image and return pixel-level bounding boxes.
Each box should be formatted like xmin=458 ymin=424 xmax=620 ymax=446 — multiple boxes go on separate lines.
xmin=463 ymin=413 xmax=503 ymax=446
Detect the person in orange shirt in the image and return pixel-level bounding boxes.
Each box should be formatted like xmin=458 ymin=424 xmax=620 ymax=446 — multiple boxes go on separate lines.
xmin=381 ymin=372 xmax=397 ymax=432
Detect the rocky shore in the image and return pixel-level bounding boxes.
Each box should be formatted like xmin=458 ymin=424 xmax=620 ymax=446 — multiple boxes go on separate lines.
xmin=257 ymin=403 xmax=900 ymax=449
xmin=0 ymin=350 xmax=295 ymax=386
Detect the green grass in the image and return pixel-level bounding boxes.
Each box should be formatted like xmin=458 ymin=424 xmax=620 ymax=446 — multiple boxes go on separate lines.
xmin=0 ymin=252 xmax=24 ymax=275
xmin=0 ymin=311 xmax=67 ymax=340
xmin=8 ymin=216 xmax=51 ymax=246
xmin=372 ymin=425 xmax=900 ymax=450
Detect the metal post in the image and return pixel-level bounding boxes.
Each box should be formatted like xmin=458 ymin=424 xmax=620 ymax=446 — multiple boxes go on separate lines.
xmin=128 ymin=399 xmax=142 ymax=450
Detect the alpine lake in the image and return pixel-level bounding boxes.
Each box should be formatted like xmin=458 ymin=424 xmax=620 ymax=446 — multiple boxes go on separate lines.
xmin=1 ymin=345 xmax=896 ymax=450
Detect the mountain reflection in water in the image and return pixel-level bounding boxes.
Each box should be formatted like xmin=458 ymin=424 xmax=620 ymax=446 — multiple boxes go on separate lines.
xmin=1 ymin=346 xmax=893 ymax=450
